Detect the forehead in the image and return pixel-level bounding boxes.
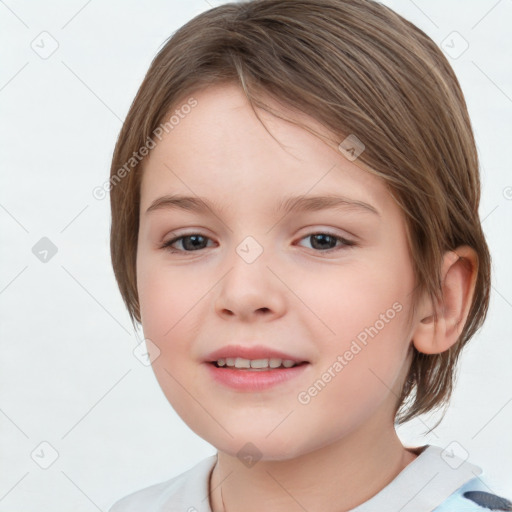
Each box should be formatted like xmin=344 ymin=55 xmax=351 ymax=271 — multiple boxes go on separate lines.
xmin=139 ymin=83 xmax=394 ymax=219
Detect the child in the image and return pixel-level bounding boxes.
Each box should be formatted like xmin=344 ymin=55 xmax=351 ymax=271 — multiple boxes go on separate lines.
xmin=108 ymin=0 xmax=511 ymax=510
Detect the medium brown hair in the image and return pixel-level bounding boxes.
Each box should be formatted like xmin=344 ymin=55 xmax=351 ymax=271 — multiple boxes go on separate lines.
xmin=109 ymin=0 xmax=491 ymax=424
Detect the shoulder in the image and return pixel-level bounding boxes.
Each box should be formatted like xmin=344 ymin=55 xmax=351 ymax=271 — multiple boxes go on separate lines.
xmin=434 ymin=476 xmax=512 ymax=511
xmin=350 ymin=444 xmax=511 ymax=512
xmin=108 ymin=454 xmax=217 ymax=512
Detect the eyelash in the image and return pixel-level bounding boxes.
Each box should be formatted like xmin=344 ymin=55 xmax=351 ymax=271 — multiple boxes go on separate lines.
xmin=160 ymin=231 xmax=357 ymax=255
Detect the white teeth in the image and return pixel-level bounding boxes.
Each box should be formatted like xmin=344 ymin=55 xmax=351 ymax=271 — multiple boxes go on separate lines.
xmin=250 ymin=359 xmax=269 ymax=368
xmin=216 ymin=357 xmax=299 ymax=369
xmin=235 ymin=357 xmax=251 ymax=368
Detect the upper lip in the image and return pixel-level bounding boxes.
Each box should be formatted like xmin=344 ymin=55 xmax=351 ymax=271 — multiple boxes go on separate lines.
xmin=204 ymin=344 xmax=308 ymax=363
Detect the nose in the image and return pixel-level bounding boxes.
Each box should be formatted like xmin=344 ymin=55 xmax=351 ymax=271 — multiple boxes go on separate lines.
xmin=213 ymin=244 xmax=286 ymax=322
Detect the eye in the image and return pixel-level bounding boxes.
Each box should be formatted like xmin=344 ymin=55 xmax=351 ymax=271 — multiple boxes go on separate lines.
xmin=296 ymin=232 xmax=356 ymax=253
xmin=160 ymin=231 xmax=356 ymax=254
xmin=161 ymin=233 xmax=215 ymax=253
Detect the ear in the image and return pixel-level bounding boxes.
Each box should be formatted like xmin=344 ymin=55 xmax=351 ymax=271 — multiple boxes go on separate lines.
xmin=412 ymin=245 xmax=479 ymax=355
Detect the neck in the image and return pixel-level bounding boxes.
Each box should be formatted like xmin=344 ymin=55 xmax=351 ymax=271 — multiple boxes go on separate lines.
xmin=209 ymin=425 xmax=418 ymax=512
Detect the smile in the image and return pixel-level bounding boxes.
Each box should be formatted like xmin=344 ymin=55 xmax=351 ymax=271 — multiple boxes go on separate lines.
xmin=213 ymin=357 xmax=305 ymax=369
xmin=206 ymin=359 xmax=310 ymax=391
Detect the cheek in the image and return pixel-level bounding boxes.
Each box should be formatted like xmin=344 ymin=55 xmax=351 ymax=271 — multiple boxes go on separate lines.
xmin=137 ymin=263 xmax=206 ymax=420
xmin=293 ymin=297 xmax=411 ymax=444
xmin=137 ymin=259 xmax=204 ymax=339
xmin=295 ymin=255 xmax=412 ymax=342
xmin=137 ymin=269 xmax=174 ymax=342
xmin=292 ymin=255 xmax=414 ymax=401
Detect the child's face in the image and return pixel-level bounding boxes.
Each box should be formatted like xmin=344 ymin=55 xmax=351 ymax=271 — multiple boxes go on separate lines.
xmin=136 ymin=83 xmax=421 ymax=459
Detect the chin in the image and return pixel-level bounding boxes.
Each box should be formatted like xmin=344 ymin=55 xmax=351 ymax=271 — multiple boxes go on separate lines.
xmin=207 ymin=427 xmax=314 ymax=463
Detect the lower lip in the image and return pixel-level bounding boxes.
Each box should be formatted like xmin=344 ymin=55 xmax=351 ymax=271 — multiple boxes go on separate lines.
xmin=205 ymin=362 xmax=309 ymax=391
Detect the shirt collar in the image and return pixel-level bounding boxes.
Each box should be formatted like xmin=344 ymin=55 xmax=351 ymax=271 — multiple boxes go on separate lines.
xmin=351 ymin=444 xmax=482 ymax=512
xmin=159 ymin=444 xmax=482 ymax=512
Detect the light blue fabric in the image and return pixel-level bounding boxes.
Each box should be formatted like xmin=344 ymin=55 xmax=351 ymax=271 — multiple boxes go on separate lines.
xmin=434 ymin=477 xmax=511 ymax=511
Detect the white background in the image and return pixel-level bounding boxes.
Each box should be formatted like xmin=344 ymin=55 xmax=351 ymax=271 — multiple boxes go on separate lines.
xmin=1 ymin=0 xmax=511 ymax=509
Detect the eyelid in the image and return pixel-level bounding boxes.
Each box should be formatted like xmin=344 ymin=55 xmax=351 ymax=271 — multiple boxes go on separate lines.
xmin=294 ymin=230 xmax=357 ymax=253
xmin=160 ymin=231 xmax=216 ymax=251
xmin=160 ymin=228 xmax=358 ymax=255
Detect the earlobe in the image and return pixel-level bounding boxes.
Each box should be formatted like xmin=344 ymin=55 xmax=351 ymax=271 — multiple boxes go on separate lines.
xmin=412 ymin=246 xmax=478 ymax=355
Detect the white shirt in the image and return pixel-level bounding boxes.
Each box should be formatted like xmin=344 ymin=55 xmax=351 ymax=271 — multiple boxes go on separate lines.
xmin=109 ymin=444 xmax=509 ymax=511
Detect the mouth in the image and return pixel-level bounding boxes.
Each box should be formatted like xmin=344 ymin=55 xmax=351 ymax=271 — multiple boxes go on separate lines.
xmin=203 ymin=345 xmax=311 ymax=390
xmin=206 ymin=357 xmax=310 ymax=391
xmin=209 ymin=357 xmax=309 ymax=371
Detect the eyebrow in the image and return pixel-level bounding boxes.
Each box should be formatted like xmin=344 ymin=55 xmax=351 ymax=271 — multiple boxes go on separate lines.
xmin=145 ymin=194 xmax=380 ymax=217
